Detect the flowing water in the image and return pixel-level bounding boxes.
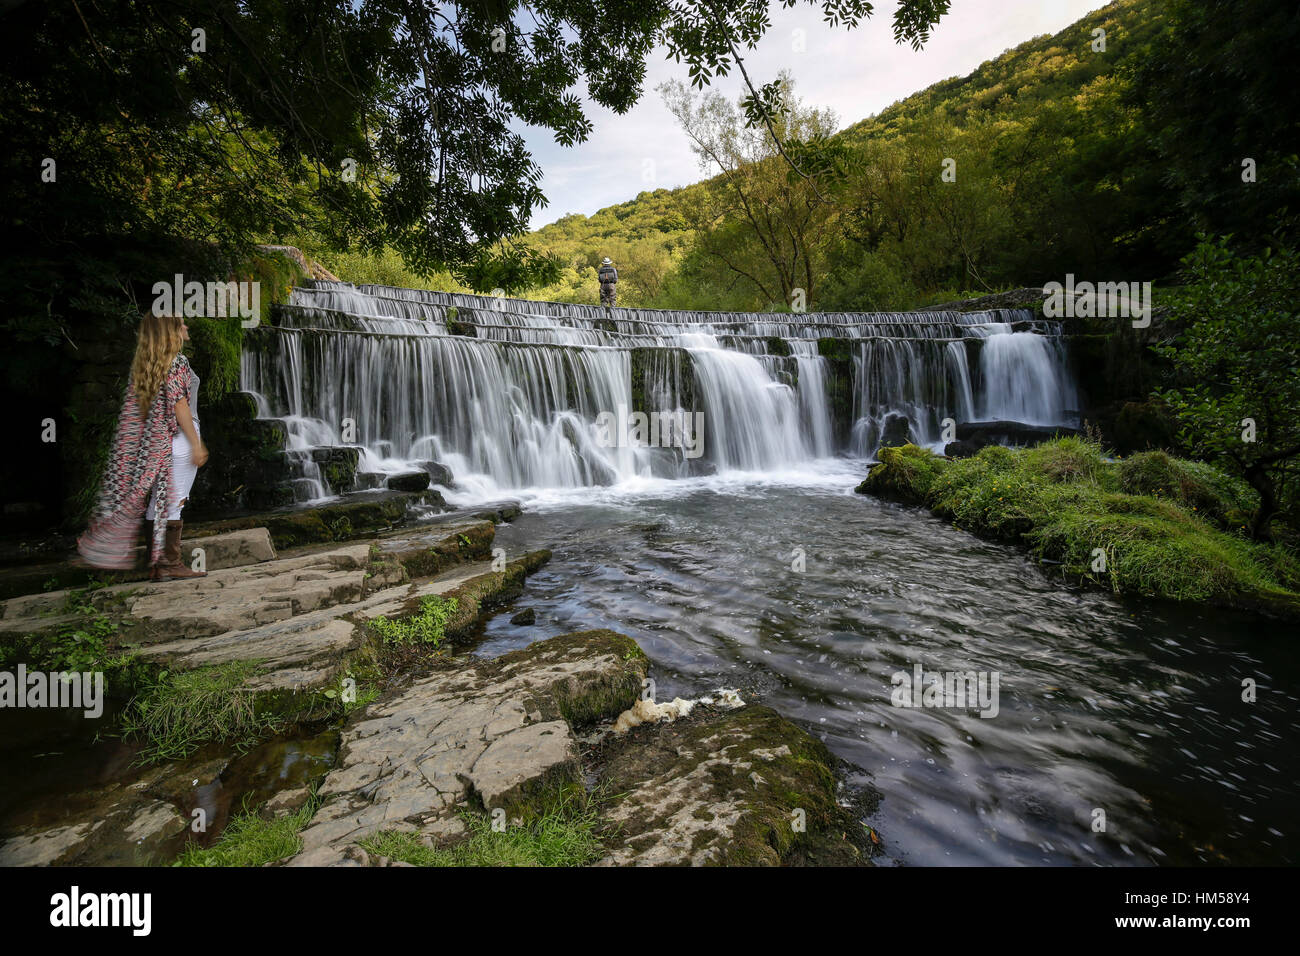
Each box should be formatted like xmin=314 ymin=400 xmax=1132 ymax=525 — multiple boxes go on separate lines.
xmin=470 ymin=470 xmax=1299 ymax=867
xmin=232 ymin=284 xmax=1296 ymax=866
xmin=241 ymin=283 xmax=1078 ymax=496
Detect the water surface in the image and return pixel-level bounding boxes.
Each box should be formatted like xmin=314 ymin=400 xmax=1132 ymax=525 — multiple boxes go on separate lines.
xmin=466 ymin=463 xmax=1297 ymax=866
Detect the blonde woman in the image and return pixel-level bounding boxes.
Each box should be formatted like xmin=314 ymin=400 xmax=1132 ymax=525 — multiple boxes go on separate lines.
xmin=77 ymin=313 xmax=209 ymax=579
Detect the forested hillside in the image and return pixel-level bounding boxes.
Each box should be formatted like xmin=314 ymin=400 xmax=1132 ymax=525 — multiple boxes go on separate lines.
xmin=520 ymin=0 xmax=1291 ymax=312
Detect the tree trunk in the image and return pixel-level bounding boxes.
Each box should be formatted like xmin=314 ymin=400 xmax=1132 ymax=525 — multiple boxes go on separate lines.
xmin=1244 ymin=463 xmax=1277 ymax=542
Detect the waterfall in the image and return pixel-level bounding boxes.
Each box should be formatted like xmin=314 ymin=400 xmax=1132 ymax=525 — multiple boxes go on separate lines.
xmin=239 ymin=282 xmax=1078 ymax=501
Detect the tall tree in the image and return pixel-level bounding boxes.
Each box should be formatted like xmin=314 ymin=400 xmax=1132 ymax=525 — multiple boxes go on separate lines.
xmin=1155 ymin=239 xmax=1300 ymax=541
xmin=1127 ymin=0 xmax=1300 ymax=245
xmin=660 ymin=73 xmax=846 ymax=307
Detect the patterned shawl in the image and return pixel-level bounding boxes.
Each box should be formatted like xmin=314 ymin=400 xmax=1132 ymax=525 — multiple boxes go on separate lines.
xmin=77 ymin=353 xmax=194 ymax=569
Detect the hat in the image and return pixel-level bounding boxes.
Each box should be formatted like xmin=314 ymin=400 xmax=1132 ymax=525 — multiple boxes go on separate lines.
xmin=602 ymin=257 xmax=612 ymax=265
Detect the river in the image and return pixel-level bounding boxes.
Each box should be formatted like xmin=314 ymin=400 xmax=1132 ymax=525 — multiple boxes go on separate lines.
xmin=459 ymin=462 xmax=1297 ymax=866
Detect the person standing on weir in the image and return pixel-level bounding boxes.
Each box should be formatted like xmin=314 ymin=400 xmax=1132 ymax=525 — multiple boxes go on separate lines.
xmin=598 ymin=257 xmax=618 ymax=307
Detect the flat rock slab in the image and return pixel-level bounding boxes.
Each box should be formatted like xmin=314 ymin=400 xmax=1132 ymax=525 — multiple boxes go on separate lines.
xmin=0 ymin=543 xmax=372 ymax=641
xmin=132 ymin=557 xmax=526 ymax=694
xmin=370 ymin=519 xmax=496 ymax=577
xmin=0 ymin=761 xmax=201 ymax=866
xmin=287 ymin=629 xmax=646 ymax=867
xmin=182 ymin=528 xmax=277 ymax=569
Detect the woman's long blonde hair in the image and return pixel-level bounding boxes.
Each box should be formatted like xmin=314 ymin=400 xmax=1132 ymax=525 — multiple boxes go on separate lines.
xmin=131 ymin=313 xmax=184 ymax=417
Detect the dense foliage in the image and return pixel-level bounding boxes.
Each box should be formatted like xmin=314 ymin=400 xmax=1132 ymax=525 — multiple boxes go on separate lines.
xmin=1155 ymin=240 xmax=1300 ymax=541
xmin=524 ymin=0 xmax=1298 ymax=312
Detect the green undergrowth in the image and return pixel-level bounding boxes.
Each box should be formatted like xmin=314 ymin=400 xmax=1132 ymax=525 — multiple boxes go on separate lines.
xmin=359 ymin=791 xmax=605 ymax=867
xmin=119 ymin=660 xmax=287 ymax=764
xmin=859 ymin=439 xmax=1300 ymax=610
xmin=367 ymin=595 xmax=459 ymax=646
xmin=173 ymin=789 xmax=322 ymax=867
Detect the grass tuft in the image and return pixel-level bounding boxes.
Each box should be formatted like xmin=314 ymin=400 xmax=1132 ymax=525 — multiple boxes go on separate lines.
xmin=119 ymin=661 xmax=285 ymax=764
xmin=173 ymin=791 xmax=321 ymax=867
xmin=359 ymin=792 xmax=605 ymax=867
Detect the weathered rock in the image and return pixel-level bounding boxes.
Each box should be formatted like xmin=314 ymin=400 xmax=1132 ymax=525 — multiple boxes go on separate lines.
xmin=261 ymin=788 xmax=312 ymax=820
xmin=943 ymin=420 xmax=1080 ymax=458
xmin=510 ymin=608 xmax=536 ymax=626
xmin=370 ymin=519 xmax=495 ymax=579
xmin=286 ymin=629 xmax=647 ymax=866
xmin=191 ymin=490 xmax=447 ymax=550
xmin=0 ymin=787 xmax=190 ymax=867
xmin=310 ymin=446 xmax=361 ymax=491
xmin=181 ymin=528 xmax=277 ymax=569
xmin=415 ymin=461 xmax=454 ymax=487
xmin=464 ymin=721 xmax=580 ymax=815
xmin=595 ymin=706 xmax=839 ymax=866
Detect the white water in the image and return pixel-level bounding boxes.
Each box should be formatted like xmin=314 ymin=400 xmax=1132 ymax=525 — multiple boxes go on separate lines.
xmin=240 ymin=283 xmax=1078 ymax=502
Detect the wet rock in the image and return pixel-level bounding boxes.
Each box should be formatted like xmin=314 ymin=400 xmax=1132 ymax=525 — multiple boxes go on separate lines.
xmin=0 ymin=791 xmax=190 ymax=867
xmin=310 ymin=446 xmax=361 ymax=491
xmin=191 ymin=490 xmax=448 ymax=549
xmin=468 ymin=501 xmax=523 ymax=523
xmin=877 ymin=412 xmax=913 ymax=453
xmin=261 ymin=788 xmax=312 ymax=819
xmin=371 ymin=520 xmax=495 ymax=579
xmin=510 ymin=608 xmax=536 ymax=626
xmin=386 ymin=471 xmax=431 ymax=493
xmin=415 ymin=461 xmax=454 ymax=487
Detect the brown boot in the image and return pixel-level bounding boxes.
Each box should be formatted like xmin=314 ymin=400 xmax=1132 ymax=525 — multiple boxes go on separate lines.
xmin=154 ymin=520 xmax=206 ymax=581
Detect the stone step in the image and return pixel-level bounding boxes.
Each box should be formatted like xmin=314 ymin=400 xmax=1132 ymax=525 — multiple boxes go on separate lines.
xmin=0 ymin=544 xmax=374 ymax=641
xmin=0 ymin=527 xmax=277 ymax=602
xmin=132 ymin=557 xmax=513 ymax=693
xmin=369 ymin=518 xmax=496 ymax=578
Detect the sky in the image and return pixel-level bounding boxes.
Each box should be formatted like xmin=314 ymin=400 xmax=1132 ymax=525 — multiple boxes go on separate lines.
xmin=519 ymin=0 xmax=1113 ymax=230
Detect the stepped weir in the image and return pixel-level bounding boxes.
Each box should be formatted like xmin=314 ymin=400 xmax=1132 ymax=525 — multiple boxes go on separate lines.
xmin=239 ymin=281 xmax=1077 ymax=501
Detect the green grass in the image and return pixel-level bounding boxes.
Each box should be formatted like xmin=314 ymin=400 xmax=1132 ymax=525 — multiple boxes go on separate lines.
xmin=118 ymin=660 xmax=286 ymax=764
xmin=367 ymin=595 xmax=459 ymax=646
xmin=859 ymin=438 xmax=1300 ymax=610
xmin=173 ymin=791 xmax=321 ymax=867
xmin=358 ymin=793 xmax=606 ymax=867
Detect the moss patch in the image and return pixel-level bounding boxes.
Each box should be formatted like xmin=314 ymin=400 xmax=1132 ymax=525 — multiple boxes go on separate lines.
xmin=594 ymin=705 xmax=849 ymax=866
xmin=857 ymin=439 xmax=1300 ymax=615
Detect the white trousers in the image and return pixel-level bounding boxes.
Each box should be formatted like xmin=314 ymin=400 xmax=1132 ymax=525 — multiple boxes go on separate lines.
xmin=147 ymin=424 xmax=200 ymax=521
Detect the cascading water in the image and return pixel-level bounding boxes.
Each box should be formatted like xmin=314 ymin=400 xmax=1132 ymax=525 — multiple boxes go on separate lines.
xmin=239 ymin=281 xmax=1078 ymax=501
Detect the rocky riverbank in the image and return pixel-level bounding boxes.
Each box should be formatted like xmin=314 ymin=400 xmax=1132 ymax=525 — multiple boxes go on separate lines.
xmin=0 ymin=506 xmax=871 ymax=867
